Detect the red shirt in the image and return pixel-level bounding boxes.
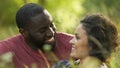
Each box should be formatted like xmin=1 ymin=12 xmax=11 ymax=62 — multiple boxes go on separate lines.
xmin=0 ymin=32 xmax=73 ymax=68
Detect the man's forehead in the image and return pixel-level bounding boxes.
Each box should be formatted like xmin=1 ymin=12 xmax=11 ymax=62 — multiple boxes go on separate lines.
xmin=43 ymin=9 xmax=52 ymax=21
xmin=30 ymin=10 xmax=52 ymax=23
xmin=28 ymin=11 xmax=52 ymax=28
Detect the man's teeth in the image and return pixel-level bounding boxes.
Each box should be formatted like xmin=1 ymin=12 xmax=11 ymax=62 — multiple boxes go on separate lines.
xmin=47 ymin=37 xmax=54 ymax=42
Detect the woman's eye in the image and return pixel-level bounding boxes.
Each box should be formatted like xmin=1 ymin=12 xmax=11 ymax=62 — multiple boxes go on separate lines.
xmin=76 ymin=36 xmax=80 ymax=40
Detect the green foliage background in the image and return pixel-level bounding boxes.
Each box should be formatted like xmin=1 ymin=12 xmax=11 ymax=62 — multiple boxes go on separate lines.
xmin=0 ymin=0 xmax=120 ymax=68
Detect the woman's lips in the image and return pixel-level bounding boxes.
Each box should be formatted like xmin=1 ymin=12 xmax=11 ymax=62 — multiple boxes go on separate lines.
xmin=72 ymin=47 xmax=75 ymax=51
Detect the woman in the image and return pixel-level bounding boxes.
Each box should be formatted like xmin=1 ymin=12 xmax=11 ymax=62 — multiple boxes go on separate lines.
xmin=70 ymin=14 xmax=118 ymax=68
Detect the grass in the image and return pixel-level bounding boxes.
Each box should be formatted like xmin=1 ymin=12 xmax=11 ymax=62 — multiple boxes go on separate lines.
xmin=0 ymin=26 xmax=18 ymax=40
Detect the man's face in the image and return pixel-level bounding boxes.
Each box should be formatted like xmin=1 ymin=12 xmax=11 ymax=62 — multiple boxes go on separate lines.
xmin=22 ymin=10 xmax=56 ymax=51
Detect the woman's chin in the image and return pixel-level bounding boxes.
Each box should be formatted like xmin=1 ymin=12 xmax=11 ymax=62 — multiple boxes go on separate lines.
xmin=70 ymin=53 xmax=78 ymax=59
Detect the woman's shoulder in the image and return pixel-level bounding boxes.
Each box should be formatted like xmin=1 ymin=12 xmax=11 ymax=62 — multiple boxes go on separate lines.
xmin=87 ymin=58 xmax=102 ymax=68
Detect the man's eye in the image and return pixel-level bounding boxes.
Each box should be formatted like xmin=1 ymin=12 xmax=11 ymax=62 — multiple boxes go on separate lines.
xmin=50 ymin=23 xmax=53 ymax=27
xmin=38 ymin=29 xmax=46 ymax=33
xmin=39 ymin=27 xmax=48 ymax=33
xmin=40 ymin=30 xmax=45 ymax=33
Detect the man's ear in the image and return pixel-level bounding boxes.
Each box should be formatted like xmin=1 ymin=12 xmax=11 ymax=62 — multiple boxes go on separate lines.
xmin=19 ymin=28 xmax=28 ymax=37
xmin=19 ymin=28 xmax=23 ymax=33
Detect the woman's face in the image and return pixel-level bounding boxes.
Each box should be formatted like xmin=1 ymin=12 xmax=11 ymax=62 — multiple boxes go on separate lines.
xmin=70 ymin=24 xmax=90 ymax=59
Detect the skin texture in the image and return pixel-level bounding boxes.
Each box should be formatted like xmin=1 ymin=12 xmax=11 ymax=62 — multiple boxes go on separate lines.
xmin=20 ymin=9 xmax=56 ymax=51
xmin=70 ymin=24 xmax=90 ymax=59
xmin=70 ymin=24 xmax=102 ymax=68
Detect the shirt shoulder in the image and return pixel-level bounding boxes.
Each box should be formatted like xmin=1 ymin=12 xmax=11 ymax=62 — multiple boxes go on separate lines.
xmin=56 ymin=32 xmax=73 ymax=47
xmin=54 ymin=32 xmax=73 ymax=59
xmin=0 ymin=34 xmax=23 ymax=54
xmin=56 ymin=32 xmax=73 ymax=40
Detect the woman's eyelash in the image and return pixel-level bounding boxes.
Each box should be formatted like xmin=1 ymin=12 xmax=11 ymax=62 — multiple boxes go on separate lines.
xmin=75 ymin=36 xmax=80 ymax=39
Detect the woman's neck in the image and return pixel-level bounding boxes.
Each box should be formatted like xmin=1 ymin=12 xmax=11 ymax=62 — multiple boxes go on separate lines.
xmin=78 ymin=56 xmax=102 ymax=68
xmin=80 ymin=56 xmax=92 ymax=65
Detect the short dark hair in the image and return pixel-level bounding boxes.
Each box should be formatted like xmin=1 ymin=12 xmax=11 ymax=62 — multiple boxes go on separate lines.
xmin=16 ymin=3 xmax=44 ymax=28
xmin=81 ymin=14 xmax=118 ymax=62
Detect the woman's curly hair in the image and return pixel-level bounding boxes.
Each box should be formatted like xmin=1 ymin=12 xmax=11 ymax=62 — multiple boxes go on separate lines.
xmin=80 ymin=14 xmax=118 ymax=62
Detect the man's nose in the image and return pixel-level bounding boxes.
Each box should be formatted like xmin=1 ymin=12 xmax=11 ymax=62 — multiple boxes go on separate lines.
xmin=46 ymin=27 xmax=54 ymax=38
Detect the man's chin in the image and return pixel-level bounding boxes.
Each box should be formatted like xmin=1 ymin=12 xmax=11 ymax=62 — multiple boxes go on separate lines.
xmin=43 ymin=38 xmax=56 ymax=51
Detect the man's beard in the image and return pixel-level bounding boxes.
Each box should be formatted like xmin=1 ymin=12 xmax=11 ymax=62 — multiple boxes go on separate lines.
xmin=27 ymin=34 xmax=56 ymax=51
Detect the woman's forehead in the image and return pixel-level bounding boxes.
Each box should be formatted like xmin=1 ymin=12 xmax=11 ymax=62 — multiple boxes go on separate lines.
xmin=75 ymin=24 xmax=86 ymax=35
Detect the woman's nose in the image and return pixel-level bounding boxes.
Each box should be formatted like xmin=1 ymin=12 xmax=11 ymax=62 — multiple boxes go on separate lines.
xmin=69 ymin=37 xmax=75 ymax=45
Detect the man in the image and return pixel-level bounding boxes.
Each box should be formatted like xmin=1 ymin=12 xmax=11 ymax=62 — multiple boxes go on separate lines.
xmin=0 ymin=3 xmax=73 ymax=68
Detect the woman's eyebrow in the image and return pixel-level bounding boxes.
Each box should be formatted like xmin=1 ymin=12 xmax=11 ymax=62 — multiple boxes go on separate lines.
xmin=75 ymin=33 xmax=79 ymax=37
